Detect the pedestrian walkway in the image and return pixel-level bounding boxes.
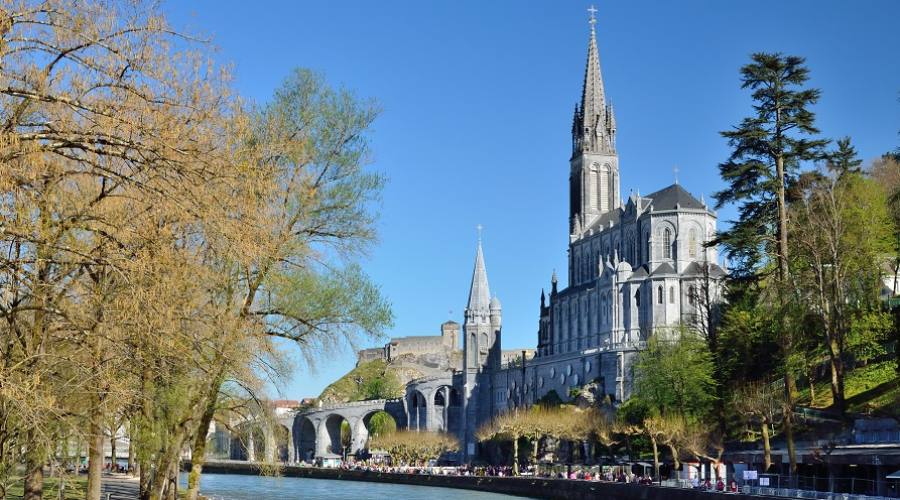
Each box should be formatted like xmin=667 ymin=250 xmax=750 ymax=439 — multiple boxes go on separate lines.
xmin=101 ymin=473 xmax=139 ymax=500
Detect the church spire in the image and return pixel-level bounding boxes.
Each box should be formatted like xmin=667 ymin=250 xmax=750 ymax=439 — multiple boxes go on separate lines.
xmin=568 ymin=5 xmax=620 ymax=233
xmin=573 ymin=5 xmax=615 ymax=156
xmin=466 ymin=233 xmax=491 ymax=315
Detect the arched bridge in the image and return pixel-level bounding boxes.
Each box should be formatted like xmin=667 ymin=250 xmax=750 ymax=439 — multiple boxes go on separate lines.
xmin=293 ymin=399 xmax=407 ymax=462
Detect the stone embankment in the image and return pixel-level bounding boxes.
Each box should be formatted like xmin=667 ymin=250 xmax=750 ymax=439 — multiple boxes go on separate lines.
xmin=189 ymin=460 xmax=777 ymax=500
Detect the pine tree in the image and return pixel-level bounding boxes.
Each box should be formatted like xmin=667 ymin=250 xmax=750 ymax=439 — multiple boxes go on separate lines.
xmin=827 ymin=137 xmax=863 ymax=177
xmin=713 ymin=53 xmax=828 ymax=476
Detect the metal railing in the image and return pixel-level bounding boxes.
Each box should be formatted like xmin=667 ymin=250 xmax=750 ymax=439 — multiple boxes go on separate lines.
xmin=660 ymin=476 xmax=899 ymax=499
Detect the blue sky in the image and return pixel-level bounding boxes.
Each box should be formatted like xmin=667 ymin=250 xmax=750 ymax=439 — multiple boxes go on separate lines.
xmin=164 ymin=1 xmax=899 ymax=399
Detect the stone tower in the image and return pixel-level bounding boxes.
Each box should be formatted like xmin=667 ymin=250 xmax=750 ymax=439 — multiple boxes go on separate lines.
xmin=569 ymin=12 xmax=619 ymax=238
xmin=461 ymin=236 xmax=501 ymax=459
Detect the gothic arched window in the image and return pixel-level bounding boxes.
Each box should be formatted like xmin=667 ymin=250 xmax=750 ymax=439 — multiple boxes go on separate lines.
xmin=657 ymin=285 xmax=663 ymax=304
xmin=645 ymin=232 xmax=651 ymax=263
xmin=663 ymin=228 xmax=672 ymax=259
xmin=634 ymin=289 xmax=641 ymax=308
xmin=669 ymin=286 xmax=675 ymax=304
xmin=688 ymin=286 xmax=697 ymax=305
xmin=689 ymin=228 xmax=698 ymax=258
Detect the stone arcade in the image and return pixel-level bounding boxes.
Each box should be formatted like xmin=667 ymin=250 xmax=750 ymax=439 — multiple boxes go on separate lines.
xmin=290 ymin=11 xmax=724 ymax=464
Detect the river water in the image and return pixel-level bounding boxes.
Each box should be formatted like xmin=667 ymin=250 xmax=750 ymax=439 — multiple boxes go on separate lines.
xmin=181 ymin=473 xmax=529 ymax=500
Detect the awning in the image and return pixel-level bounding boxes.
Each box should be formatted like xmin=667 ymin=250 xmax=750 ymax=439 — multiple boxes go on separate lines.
xmin=637 ymin=462 xmax=653 ymax=467
xmin=887 ymin=470 xmax=900 ymax=480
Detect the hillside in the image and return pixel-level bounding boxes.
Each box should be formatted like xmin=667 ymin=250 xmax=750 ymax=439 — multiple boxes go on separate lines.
xmin=798 ymin=360 xmax=899 ymax=418
xmin=318 ymin=359 xmax=424 ymax=404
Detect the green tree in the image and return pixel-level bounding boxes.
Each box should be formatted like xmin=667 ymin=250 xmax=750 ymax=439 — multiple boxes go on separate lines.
xmin=713 ymin=53 xmax=828 ymax=473
xmin=790 ymin=169 xmax=893 ymax=412
xmin=366 ymin=411 xmax=397 ymax=440
xmin=827 ymin=137 xmax=863 ymax=177
xmin=632 ymin=331 xmax=717 ymax=419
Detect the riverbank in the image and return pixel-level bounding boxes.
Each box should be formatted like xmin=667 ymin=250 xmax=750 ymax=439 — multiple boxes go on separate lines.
xmin=187 ymin=460 xmax=777 ymax=500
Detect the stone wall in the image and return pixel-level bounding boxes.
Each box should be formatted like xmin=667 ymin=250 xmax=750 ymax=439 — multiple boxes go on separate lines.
xmin=190 ymin=461 xmax=778 ymax=500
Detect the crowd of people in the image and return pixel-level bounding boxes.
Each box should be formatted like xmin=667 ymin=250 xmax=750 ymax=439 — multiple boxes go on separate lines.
xmin=319 ymin=460 xmax=744 ymax=494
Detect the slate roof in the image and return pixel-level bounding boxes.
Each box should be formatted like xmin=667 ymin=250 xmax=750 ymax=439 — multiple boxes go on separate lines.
xmin=630 ymin=264 xmax=649 ymax=279
xmin=645 ymin=183 xmax=706 ymax=211
xmin=682 ymin=261 xmax=728 ymax=277
xmin=585 ymin=207 xmax=623 ymax=233
xmin=652 ymin=262 xmax=677 ymax=275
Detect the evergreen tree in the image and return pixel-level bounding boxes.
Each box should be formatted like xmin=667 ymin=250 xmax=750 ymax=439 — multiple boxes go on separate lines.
xmin=827 ymin=137 xmax=863 ymax=177
xmin=713 ymin=53 xmax=828 ymax=475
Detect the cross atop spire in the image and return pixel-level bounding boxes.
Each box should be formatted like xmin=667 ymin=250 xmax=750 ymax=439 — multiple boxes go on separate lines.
xmin=588 ymin=5 xmax=598 ymax=28
xmin=476 ymin=223 xmax=483 ymax=243
xmin=466 ymin=235 xmax=491 ymax=315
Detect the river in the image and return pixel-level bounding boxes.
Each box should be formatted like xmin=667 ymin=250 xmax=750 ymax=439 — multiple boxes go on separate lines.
xmin=180 ymin=473 xmax=530 ymax=500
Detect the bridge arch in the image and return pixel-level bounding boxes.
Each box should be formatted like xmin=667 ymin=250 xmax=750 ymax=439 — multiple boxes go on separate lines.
xmin=407 ymin=389 xmax=428 ymax=431
xmin=433 ymin=385 xmax=462 ymax=433
xmin=321 ymin=413 xmax=349 ymax=458
xmin=295 ymin=416 xmax=317 ymax=463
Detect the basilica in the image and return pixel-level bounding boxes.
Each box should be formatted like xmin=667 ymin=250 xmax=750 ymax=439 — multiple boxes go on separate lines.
xmin=293 ymin=12 xmax=725 ymax=463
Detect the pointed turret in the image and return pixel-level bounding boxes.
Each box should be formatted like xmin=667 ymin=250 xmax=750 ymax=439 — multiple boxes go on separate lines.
xmin=466 ymin=239 xmax=491 ymax=315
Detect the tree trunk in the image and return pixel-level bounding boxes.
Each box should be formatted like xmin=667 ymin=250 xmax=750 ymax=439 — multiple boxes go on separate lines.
xmin=761 ymin=421 xmax=772 ymax=472
xmin=512 ymin=436 xmax=519 ymax=476
xmin=667 ymin=444 xmax=680 ymax=471
xmin=111 ymin=430 xmax=117 ymax=471
xmin=809 ymin=366 xmax=816 ymax=404
xmin=783 ymin=382 xmax=798 ymax=477
xmin=128 ymin=425 xmax=135 ymax=475
xmin=23 ymin=440 xmax=44 ymax=500
xmin=776 ymin=148 xmax=799 ymax=477
xmin=651 ymin=436 xmax=660 ymax=482
xmin=187 ymin=396 xmax=219 ymax=500
xmin=86 ymin=419 xmax=104 ymax=500
xmin=828 ymin=338 xmax=845 ymax=414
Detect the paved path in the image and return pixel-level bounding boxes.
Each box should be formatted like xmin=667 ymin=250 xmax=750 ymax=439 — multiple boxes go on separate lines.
xmin=101 ymin=473 xmax=139 ymax=499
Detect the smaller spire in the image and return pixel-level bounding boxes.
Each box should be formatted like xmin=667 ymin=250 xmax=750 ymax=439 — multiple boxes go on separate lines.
xmin=466 ymin=232 xmax=491 ymax=314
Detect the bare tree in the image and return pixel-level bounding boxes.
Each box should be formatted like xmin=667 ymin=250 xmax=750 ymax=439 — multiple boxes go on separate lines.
xmin=733 ymin=381 xmax=783 ymax=472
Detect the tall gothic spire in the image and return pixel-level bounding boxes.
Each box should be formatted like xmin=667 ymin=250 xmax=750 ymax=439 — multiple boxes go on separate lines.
xmin=581 ymin=11 xmax=605 ymax=127
xmin=573 ymin=6 xmax=615 ymax=156
xmin=466 ymin=235 xmax=491 ymax=314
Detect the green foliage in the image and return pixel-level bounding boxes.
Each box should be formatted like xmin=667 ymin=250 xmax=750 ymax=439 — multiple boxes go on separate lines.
xmin=827 ymin=137 xmax=863 ymax=177
xmin=267 ymin=264 xmax=393 ymax=362
xmin=318 ymin=360 xmax=404 ymax=403
xmin=366 ymin=411 xmax=397 ymax=439
xmin=800 ymin=360 xmax=898 ymax=414
xmin=6 ymin=476 xmax=87 ymax=499
xmin=633 ymin=330 xmax=717 ymax=419
xmin=713 ymin=52 xmax=828 ymax=278
xmin=716 ymin=290 xmax=782 ymax=384
xmin=847 ymin=311 xmax=891 ymax=362
xmin=340 ymin=421 xmax=351 ymax=452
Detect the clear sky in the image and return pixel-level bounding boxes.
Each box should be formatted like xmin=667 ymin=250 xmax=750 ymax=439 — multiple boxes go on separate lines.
xmin=163 ymin=1 xmax=899 ymax=399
